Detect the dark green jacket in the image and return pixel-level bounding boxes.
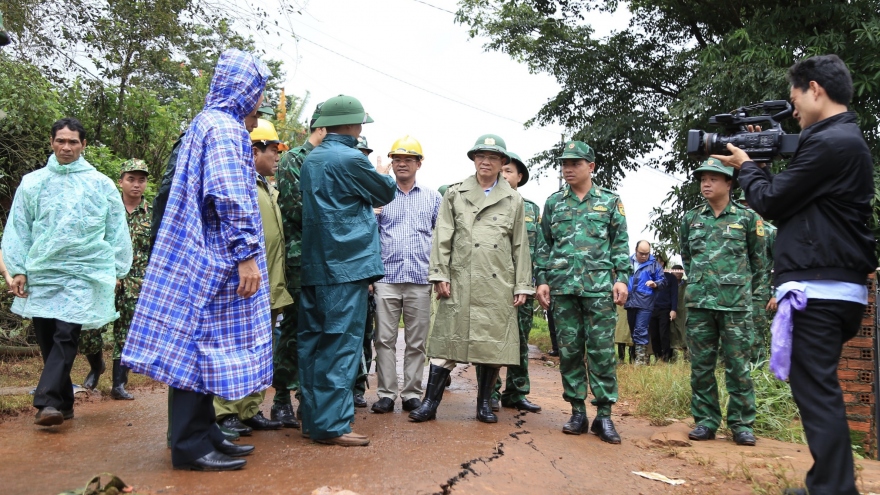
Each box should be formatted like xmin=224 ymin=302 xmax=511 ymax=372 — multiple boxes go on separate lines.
xmin=276 ymin=139 xmax=313 ymax=289
xmin=300 ymin=134 xmax=396 ymax=286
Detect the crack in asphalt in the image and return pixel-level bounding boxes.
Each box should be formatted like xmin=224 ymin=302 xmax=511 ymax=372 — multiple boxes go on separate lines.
xmin=434 ymin=412 xmax=529 ymax=494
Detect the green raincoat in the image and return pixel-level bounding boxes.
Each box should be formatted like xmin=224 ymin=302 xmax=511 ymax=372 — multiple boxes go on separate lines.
xmin=427 ymin=175 xmax=534 ymax=365
xmin=2 ymin=154 xmax=132 ymax=329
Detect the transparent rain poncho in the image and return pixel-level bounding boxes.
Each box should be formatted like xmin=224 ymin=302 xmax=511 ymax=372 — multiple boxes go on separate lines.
xmin=2 ymin=154 xmax=132 ymax=329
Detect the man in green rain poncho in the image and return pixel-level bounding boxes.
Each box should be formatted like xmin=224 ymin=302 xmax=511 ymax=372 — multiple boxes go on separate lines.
xmin=3 ymin=117 xmax=132 ymax=427
xmin=297 ymin=94 xmax=396 ymax=447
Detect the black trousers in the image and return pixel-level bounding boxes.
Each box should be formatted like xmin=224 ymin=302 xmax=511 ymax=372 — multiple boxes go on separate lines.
xmin=648 ymin=307 xmax=673 ymax=361
xmin=790 ymin=299 xmax=863 ymax=495
xmin=32 ymin=317 xmax=82 ymax=411
xmin=169 ymin=387 xmax=226 ymax=466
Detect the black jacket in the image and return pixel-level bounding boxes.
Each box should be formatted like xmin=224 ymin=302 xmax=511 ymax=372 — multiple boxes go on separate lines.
xmin=739 ymin=111 xmax=875 ymax=285
xmin=652 ymin=272 xmax=679 ymax=310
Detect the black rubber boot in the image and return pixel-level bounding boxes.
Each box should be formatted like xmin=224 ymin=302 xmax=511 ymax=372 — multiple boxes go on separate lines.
xmin=409 ymin=365 xmax=451 ymax=423
xmin=110 ymin=359 xmax=134 ymax=400
xmin=82 ymin=352 xmax=105 ymax=390
xmin=476 ymin=366 xmax=500 ymax=423
xmin=616 ymin=344 xmax=626 ymax=363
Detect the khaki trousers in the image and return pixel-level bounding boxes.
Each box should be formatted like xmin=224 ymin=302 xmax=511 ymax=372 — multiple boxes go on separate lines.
xmin=374 ymin=282 xmax=431 ymax=401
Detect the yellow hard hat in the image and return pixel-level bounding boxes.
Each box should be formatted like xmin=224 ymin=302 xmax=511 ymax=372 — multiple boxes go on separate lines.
xmin=387 ymin=135 xmax=423 ymax=159
xmin=250 ymin=119 xmax=290 ymax=151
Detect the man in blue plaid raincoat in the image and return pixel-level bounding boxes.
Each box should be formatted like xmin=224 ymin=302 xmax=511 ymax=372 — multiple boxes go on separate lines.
xmin=122 ymin=49 xmax=272 ymax=472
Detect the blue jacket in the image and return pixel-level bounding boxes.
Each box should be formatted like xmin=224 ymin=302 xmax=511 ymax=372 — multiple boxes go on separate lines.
xmin=624 ymin=254 xmax=666 ymax=310
xmin=300 ymin=134 xmax=397 ymax=286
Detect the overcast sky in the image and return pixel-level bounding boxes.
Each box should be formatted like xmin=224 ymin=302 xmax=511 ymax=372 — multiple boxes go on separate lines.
xmin=254 ymin=0 xmax=684 ymax=254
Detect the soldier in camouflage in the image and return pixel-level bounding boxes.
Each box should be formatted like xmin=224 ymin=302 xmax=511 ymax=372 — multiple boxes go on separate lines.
xmin=354 ymin=134 xmax=376 ymax=409
xmin=273 ymin=102 xmax=326 ymax=428
xmin=476 ymin=151 xmax=542 ymax=413
xmin=535 ymin=141 xmax=630 ymax=444
xmin=738 ymin=191 xmax=777 ymax=364
xmin=680 ymin=158 xmax=765 ymax=446
xmin=79 ymin=158 xmax=151 ymax=400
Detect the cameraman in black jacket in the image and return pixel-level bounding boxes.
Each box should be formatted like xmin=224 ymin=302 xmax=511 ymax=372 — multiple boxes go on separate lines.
xmin=713 ymin=54 xmax=875 ymax=495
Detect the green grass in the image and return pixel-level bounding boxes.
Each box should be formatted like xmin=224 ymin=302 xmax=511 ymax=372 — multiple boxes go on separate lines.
xmin=529 ymin=314 xmax=804 ymax=444
xmin=617 ymin=359 xmax=806 ymax=443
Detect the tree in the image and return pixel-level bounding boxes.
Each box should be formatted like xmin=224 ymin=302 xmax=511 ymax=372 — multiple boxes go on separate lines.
xmin=457 ymin=0 xmax=880 ymax=255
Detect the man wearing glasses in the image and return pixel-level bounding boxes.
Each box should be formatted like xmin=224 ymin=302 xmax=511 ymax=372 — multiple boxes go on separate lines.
xmin=624 ymin=240 xmax=666 ymax=365
xmin=411 ymin=134 xmax=533 ymax=424
xmin=370 ymin=136 xmax=441 ymax=415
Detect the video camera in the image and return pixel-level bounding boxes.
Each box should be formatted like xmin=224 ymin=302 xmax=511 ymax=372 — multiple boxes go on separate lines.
xmin=687 ymin=100 xmax=799 ymax=163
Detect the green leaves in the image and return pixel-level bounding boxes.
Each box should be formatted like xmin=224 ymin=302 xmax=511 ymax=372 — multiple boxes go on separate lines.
xmin=457 ymin=0 xmax=880 ymax=259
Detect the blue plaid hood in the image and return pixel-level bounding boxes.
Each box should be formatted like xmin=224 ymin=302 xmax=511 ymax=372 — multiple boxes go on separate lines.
xmin=205 ymin=49 xmax=271 ymax=120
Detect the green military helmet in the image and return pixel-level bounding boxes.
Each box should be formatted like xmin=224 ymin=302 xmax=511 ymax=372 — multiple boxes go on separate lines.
xmin=120 ymin=158 xmax=150 ymax=177
xmin=0 ymin=12 xmax=9 ymax=47
xmin=467 ymin=134 xmax=509 ymax=163
xmin=356 ymin=135 xmax=373 ymax=154
xmin=258 ymin=101 xmax=275 ymax=118
xmin=557 ymin=140 xmax=595 ymax=163
xmin=506 ymin=151 xmax=529 ymax=187
xmin=438 ymin=184 xmax=449 ymax=197
xmin=312 ymin=95 xmax=373 ymax=127
xmin=693 ymin=157 xmax=734 ymax=178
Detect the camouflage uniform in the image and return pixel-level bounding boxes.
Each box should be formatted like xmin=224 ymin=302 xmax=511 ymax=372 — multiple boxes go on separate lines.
xmin=79 ymin=199 xmax=151 ymax=359
xmin=273 ymin=140 xmax=312 ymax=406
xmin=749 ymin=222 xmax=776 ymax=364
xmin=353 ymin=293 xmax=375 ymax=397
xmin=535 ymin=185 xmax=630 ymax=416
xmin=681 ymin=200 xmax=765 ymax=434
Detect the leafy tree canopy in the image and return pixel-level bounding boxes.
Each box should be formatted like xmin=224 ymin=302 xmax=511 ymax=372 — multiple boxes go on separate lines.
xmin=456 ymin=0 xmax=880 ymax=255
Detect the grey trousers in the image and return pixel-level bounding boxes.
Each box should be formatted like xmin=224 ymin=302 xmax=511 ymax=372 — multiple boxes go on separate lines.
xmin=374 ymin=282 xmax=431 ymax=401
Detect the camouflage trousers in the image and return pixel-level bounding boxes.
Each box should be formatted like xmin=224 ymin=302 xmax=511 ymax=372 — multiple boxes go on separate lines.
xmin=477 ymin=297 xmax=535 ymax=403
xmin=686 ymin=308 xmax=756 ymax=433
xmin=553 ymin=294 xmax=617 ymax=416
xmin=78 ymin=294 xmax=135 ymax=359
xmin=273 ymin=288 xmax=301 ymax=406
xmin=749 ymin=298 xmax=771 ymax=365
xmin=353 ymin=293 xmax=376 ymax=397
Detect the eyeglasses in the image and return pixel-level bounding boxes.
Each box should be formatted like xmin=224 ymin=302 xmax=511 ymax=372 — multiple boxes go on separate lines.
xmin=391 ymin=158 xmax=419 ymax=165
xmin=474 ymin=153 xmax=502 ymax=163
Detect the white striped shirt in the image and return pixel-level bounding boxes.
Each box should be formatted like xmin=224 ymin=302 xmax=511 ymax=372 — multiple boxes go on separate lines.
xmin=376 ymin=182 xmax=441 ymax=284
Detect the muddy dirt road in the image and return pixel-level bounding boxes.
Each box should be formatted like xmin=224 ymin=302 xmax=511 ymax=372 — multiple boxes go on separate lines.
xmin=2 ymin=334 xmax=879 ymax=495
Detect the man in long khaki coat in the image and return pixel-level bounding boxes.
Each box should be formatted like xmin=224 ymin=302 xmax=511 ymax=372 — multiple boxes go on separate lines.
xmin=409 ymin=134 xmax=533 ymax=425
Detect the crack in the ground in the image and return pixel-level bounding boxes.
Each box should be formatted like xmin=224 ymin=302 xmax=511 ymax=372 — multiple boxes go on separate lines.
xmin=434 ymin=443 xmax=506 ymax=495
xmin=434 ymin=412 xmax=527 ymax=494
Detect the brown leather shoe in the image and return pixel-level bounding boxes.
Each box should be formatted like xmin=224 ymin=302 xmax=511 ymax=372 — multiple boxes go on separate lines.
xmin=314 ymin=432 xmax=370 ymax=446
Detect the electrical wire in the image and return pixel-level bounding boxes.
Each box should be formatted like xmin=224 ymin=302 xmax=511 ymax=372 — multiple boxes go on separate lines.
xmin=409 ymin=0 xmax=456 ymax=14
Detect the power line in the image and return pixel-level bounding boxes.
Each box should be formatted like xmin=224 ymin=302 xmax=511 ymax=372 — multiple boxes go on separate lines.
xmin=293 ymin=33 xmax=555 ymax=131
xmin=409 ymin=0 xmax=456 ymax=14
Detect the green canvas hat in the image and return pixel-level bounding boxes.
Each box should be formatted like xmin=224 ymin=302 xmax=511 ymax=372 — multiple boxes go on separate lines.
xmin=312 ymin=95 xmax=373 ymax=127
xmin=557 ymin=140 xmax=595 ymax=162
xmin=120 ymin=158 xmax=150 ymax=177
xmin=438 ymin=184 xmax=449 ymax=197
xmin=467 ymin=134 xmax=509 ymax=163
xmin=693 ymin=157 xmax=734 ymax=178
xmin=506 ymin=151 xmax=529 ymax=187
xmin=257 ymin=102 xmax=275 ymax=117
xmin=356 ymin=135 xmax=373 ymax=154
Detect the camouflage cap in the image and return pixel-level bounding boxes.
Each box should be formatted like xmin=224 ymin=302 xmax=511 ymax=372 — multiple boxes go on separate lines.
xmin=311 ymin=101 xmax=324 ymax=122
xmin=506 ymin=151 xmax=529 ymax=187
xmin=693 ymin=157 xmax=734 ymax=178
xmin=356 ymin=135 xmax=373 ymax=153
xmin=120 ymin=158 xmax=149 ymax=177
xmin=557 ymin=140 xmax=595 ymax=162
